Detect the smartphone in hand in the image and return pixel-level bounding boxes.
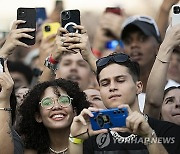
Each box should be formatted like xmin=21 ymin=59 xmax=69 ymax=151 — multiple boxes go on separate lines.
xmin=90 ymin=108 xmax=128 ymax=131
xmin=42 ymin=22 xmax=61 ymax=39
xmin=61 ymin=9 xmax=80 ymax=33
xmin=17 ymin=7 xmax=36 ymax=45
xmin=172 ymin=5 xmax=180 ymax=26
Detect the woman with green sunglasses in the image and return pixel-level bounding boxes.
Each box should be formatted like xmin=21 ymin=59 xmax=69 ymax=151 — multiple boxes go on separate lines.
xmin=19 ymin=78 xmax=89 ymax=154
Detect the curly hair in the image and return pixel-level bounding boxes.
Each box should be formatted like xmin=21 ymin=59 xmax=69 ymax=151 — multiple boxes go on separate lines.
xmin=19 ymin=78 xmax=90 ymax=153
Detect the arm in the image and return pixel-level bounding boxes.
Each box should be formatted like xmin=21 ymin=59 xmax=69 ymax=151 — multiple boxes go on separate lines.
xmin=144 ymin=24 xmax=180 ymax=118
xmin=65 ymin=25 xmax=98 ymax=73
xmin=156 ymin=0 xmax=179 ymax=39
xmin=0 ymin=60 xmax=15 ymax=154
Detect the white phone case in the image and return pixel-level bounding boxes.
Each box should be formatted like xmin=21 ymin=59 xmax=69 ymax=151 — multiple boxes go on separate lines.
xmin=172 ymin=5 xmax=180 ymax=26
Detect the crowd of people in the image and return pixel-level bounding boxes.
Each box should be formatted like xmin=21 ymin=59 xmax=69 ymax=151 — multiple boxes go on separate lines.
xmin=0 ymin=0 xmax=180 ymax=154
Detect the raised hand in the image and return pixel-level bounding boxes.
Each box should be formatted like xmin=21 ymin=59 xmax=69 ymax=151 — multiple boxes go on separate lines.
xmin=0 ymin=20 xmax=35 ymax=58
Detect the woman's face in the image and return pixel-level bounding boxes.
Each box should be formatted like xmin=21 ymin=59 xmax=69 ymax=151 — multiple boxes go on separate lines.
xmin=161 ymin=88 xmax=180 ymax=125
xmin=35 ymin=87 xmax=76 ymax=130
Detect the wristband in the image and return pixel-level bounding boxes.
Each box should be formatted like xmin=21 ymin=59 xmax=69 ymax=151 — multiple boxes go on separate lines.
xmin=69 ymin=134 xmax=84 ymax=144
xmin=49 ymin=55 xmax=59 ymax=64
xmin=0 ymin=108 xmax=12 ymax=111
xmin=156 ymin=56 xmax=170 ymax=63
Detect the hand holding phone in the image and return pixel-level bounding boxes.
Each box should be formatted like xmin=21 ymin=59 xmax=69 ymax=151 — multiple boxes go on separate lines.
xmin=17 ymin=8 xmax=36 ymax=45
xmin=90 ymin=108 xmax=128 ymax=130
xmin=61 ymin=9 xmax=80 ymax=33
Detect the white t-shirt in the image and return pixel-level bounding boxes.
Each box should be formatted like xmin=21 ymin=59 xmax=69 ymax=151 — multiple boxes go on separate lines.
xmin=138 ymin=79 xmax=180 ymax=113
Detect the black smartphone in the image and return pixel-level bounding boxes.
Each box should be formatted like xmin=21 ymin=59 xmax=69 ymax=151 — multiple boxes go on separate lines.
xmin=61 ymin=9 xmax=80 ymax=33
xmin=17 ymin=8 xmax=36 ymax=45
xmin=36 ymin=7 xmax=47 ymax=29
xmin=0 ymin=58 xmax=5 ymax=73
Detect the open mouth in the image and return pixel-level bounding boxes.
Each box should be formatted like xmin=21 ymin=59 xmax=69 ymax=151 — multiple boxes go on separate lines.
xmin=50 ymin=113 xmax=66 ymax=121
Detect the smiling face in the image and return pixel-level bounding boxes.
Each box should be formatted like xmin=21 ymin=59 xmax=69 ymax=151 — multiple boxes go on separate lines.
xmin=161 ymin=88 xmax=180 ymax=125
xmin=35 ymin=87 xmax=76 ymax=130
xmin=55 ymin=52 xmax=91 ymax=90
xmin=98 ymin=63 xmax=142 ymax=109
xmin=122 ymin=29 xmax=159 ymax=69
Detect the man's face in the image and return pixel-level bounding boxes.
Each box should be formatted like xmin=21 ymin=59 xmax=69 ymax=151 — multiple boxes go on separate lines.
xmin=122 ymin=29 xmax=159 ymax=68
xmin=161 ymin=88 xmax=180 ymax=125
xmin=55 ymin=52 xmax=91 ymax=90
xmin=99 ymin=63 xmax=142 ymax=109
xmin=168 ymin=52 xmax=180 ymax=83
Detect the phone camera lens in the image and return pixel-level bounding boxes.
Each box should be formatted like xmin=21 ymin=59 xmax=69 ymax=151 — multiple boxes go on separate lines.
xmin=174 ymin=6 xmax=180 ymax=14
xmin=45 ymin=25 xmax=51 ymax=32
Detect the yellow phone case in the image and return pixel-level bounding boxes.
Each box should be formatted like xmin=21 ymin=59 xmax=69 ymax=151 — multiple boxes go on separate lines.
xmin=42 ymin=22 xmax=61 ymax=39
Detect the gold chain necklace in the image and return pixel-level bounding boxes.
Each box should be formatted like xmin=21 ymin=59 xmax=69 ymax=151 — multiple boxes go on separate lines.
xmin=49 ymin=147 xmax=68 ymax=154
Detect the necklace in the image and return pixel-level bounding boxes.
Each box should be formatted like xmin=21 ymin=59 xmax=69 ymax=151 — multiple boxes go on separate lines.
xmin=49 ymin=147 xmax=68 ymax=154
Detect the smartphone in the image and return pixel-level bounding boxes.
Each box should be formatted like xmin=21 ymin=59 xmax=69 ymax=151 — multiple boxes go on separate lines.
xmin=0 ymin=58 xmax=4 ymax=73
xmin=172 ymin=5 xmax=180 ymax=26
xmin=105 ymin=7 xmax=122 ymax=16
xmin=36 ymin=7 xmax=47 ymax=29
xmin=61 ymin=9 xmax=80 ymax=33
xmin=42 ymin=22 xmax=61 ymax=39
xmin=90 ymin=108 xmax=128 ymax=131
xmin=17 ymin=8 xmax=36 ymax=45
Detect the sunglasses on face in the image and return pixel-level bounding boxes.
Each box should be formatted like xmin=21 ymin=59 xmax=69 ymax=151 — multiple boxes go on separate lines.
xmin=39 ymin=95 xmax=73 ymax=110
xmin=96 ymin=53 xmax=130 ymax=67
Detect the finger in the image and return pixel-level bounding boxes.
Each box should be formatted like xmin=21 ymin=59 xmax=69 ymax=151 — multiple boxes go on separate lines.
xmin=68 ymin=44 xmax=83 ymax=50
xmin=64 ymin=33 xmax=81 ymax=38
xmin=81 ymin=108 xmax=94 ymax=118
xmin=15 ymin=28 xmax=35 ymax=34
xmin=88 ymin=107 xmax=101 ymax=112
xmin=57 ymin=27 xmax=68 ymax=36
xmin=73 ymin=25 xmax=87 ymax=34
xmin=111 ymin=127 xmax=132 ymax=133
xmin=64 ymin=37 xmax=81 ymax=43
xmin=16 ymin=33 xmax=34 ymax=39
xmin=16 ymin=41 xmax=30 ymax=48
xmin=11 ymin=20 xmax=26 ymax=30
xmin=133 ymin=118 xmax=142 ymax=134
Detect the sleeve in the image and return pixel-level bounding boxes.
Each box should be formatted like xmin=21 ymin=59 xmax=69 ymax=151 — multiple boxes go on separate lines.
xmin=12 ymin=130 xmax=24 ymax=154
xmin=148 ymin=117 xmax=180 ymax=154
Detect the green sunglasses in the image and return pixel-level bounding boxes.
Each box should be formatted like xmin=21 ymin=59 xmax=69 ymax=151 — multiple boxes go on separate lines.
xmin=39 ymin=95 xmax=73 ymax=110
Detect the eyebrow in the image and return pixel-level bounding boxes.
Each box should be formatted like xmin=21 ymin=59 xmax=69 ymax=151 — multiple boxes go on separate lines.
xmin=99 ymin=75 xmax=127 ymax=83
xmin=164 ymin=96 xmax=175 ymax=102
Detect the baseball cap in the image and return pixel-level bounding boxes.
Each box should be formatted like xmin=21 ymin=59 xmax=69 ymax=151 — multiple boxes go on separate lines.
xmin=121 ymin=15 xmax=161 ymax=43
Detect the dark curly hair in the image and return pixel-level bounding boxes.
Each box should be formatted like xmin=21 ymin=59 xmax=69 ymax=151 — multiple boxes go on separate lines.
xmin=19 ymin=78 xmax=89 ymax=153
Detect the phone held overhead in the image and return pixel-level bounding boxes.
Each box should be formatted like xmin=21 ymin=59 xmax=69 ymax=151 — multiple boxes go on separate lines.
xmin=17 ymin=8 xmax=36 ymax=45
xmin=61 ymin=9 xmax=80 ymax=33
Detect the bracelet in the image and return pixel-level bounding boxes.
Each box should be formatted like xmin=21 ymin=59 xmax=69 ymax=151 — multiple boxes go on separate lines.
xmin=156 ymin=56 xmax=170 ymax=63
xmin=144 ymin=130 xmax=156 ymax=146
xmin=69 ymin=134 xmax=84 ymax=144
xmin=0 ymin=108 xmax=12 ymax=111
xmin=49 ymin=54 xmax=59 ymax=64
